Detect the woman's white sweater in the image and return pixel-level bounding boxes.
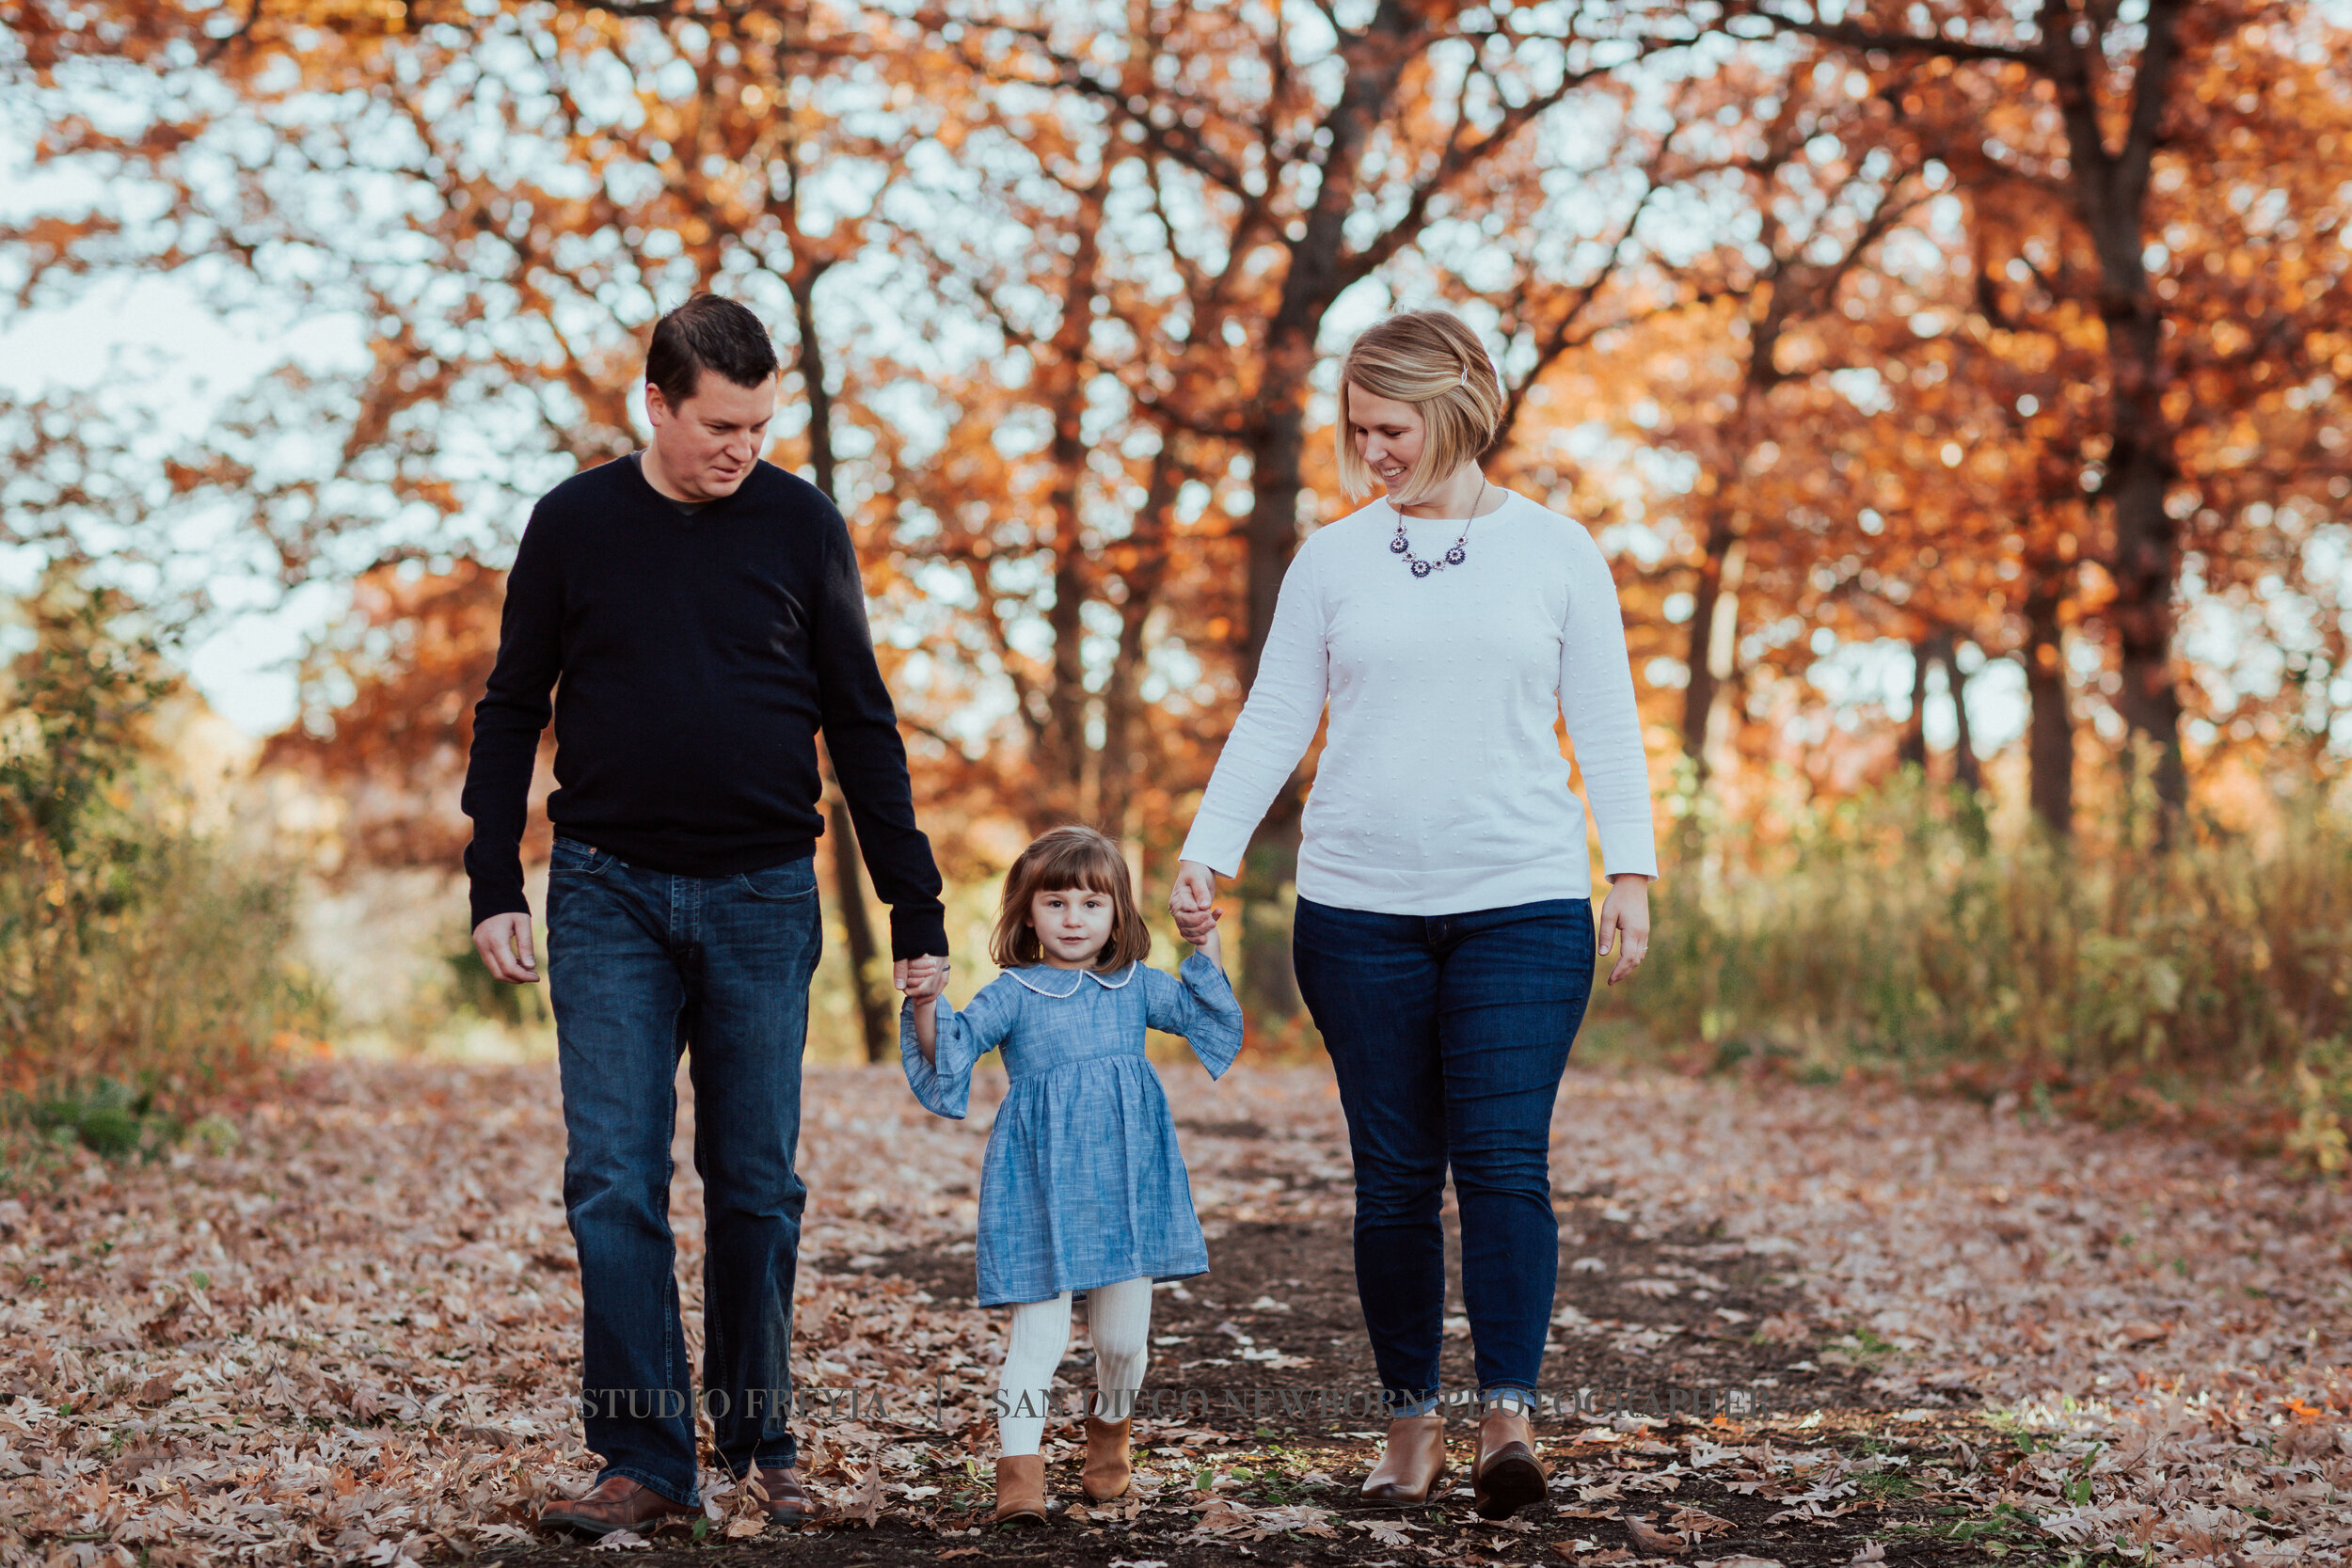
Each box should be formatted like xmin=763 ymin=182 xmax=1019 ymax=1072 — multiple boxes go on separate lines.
xmin=1178 ymin=490 xmax=1659 ymax=913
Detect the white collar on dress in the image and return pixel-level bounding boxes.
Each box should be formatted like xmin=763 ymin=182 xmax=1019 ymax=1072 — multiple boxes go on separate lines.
xmin=1006 ymin=962 xmax=1138 ymax=997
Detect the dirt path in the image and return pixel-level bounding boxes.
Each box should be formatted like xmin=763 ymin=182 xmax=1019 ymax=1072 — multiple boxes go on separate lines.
xmin=3 ymin=1057 xmax=2347 ymax=1568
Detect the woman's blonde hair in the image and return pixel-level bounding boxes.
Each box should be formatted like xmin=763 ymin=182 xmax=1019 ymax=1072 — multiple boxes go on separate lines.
xmin=1334 ymin=309 xmax=1505 ymax=503
xmin=989 ymin=825 xmax=1152 ymax=972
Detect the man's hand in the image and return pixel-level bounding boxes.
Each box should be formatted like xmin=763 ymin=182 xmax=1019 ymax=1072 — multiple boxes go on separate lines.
xmin=1597 ymin=874 xmax=1652 ymax=987
xmin=896 ymin=955 xmax=949 ymax=1002
xmin=1169 ymin=859 xmax=1221 ymax=947
xmin=473 ymin=913 xmax=540 ymax=983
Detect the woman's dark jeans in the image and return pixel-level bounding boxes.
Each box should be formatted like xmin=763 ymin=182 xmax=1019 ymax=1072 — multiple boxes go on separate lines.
xmin=546 ymin=836 xmax=823 ymax=1507
xmin=1293 ymin=895 xmax=1596 ymax=1417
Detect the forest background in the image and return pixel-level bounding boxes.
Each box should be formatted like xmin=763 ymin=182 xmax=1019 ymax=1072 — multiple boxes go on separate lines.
xmin=5 ymin=0 xmax=2352 ymax=1173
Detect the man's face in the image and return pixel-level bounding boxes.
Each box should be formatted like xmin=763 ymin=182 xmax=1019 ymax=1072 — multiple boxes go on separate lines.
xmin=645 ymin=369 xmax=778 ymax=499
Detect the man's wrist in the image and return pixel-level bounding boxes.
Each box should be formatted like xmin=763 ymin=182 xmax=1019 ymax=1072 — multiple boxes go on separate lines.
xmin=888 ymin=903 xmax=950 ymax=962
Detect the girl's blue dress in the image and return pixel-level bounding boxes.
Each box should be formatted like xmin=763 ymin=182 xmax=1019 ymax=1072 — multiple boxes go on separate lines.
xmin=900 ymin=951 xmax=1244 ymax=1307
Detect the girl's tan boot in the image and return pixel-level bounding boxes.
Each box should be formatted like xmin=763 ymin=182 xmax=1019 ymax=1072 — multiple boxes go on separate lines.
xmin=993 ymin=1454 xmax=1049 ymax=1524
xmin=1080 ymin=1417 xmax=1133 ymax=1501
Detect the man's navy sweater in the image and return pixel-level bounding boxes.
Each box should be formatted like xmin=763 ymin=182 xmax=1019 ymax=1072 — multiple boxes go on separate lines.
xmin=460 ymin=455 xmax=946 ymax=958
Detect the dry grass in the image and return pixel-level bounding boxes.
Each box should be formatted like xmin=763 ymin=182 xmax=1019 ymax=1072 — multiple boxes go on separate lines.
xmin=1587 ymin=782 xmax=2352 ymax=1172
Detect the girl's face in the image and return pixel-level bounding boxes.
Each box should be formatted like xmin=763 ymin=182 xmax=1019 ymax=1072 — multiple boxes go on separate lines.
xmin=1028 ymin=885 xmax=1116 ymax=969
xmin=1347 ymin=384 xmax=1425 ymax=497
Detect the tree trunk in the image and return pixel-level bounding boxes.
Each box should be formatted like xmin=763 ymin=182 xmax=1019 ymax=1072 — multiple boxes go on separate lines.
xmin=1947 ymin=642 xmax=1982 ymax=795
xmin=788 ymin=238 xmax=891 ymax=1063
xmin=1097 ymin=447 xmax=1181 ymax=845
xmin=2023 ymin=567 xmax=2075 ymax=838
xmin=1681 ymin=256 xmax=1787 ymax=785
xmin=2051 ymin=0 xmax=2189 ymax=816
xmin=1680 ymin=507 xmax=1739 ymax=775
xmin=1228 ymin=1 xmax=1417 ymax=1024
xmin=1899 ymin=638 xmax=1931 ymax=771
xmin=1037 ymin=181 xmax=1110 ymax=825
xmin=787 ymin=262 xmax=837 ymax=503
xmin=1779 ymin=0 xmax=2188 ymax=817
xmin=824 ymin=775 xmax=895 ymax=1064
xmin=1235 ymin=341 xmax=1313 ymax=1022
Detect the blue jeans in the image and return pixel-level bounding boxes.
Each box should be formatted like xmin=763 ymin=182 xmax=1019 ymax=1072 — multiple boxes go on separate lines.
xmin=546 ymin=836 xmax=822 ymax=1506
xmin=1292 ymin=895 xmax=1597 ymax=1417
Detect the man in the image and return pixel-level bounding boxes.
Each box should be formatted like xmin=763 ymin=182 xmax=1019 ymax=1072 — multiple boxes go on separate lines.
xmin=462 ymin=293 xmax=948 ymax=1535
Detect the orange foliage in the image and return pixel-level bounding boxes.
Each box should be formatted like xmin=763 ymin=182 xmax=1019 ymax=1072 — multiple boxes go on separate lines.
xmin=6 ymin=0 xmax=2350 ymax=886
xmin=260 ymin=559 xmax=547 ymax=868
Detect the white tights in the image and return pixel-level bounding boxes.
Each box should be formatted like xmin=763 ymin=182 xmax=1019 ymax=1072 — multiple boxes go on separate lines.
xmin=995 ymin=1276 xmax=1153 ymax=1456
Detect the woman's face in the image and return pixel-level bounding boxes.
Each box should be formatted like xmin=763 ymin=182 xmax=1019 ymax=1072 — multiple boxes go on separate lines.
xmin=1347 ymin=384 xmax=1425 ymax=497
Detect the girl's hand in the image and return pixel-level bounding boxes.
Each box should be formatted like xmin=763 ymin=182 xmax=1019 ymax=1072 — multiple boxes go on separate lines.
xmin=898 ymin=955 xmax=949 ymax=1001
xmin=908 ymin=991 xmax=936 ymax=1067
xmin=1597 ymin=874 xmax=1651 ymax=986
xmin=1193 ymin=916 xmax=1226 ymax=972
xmin=1170 ymin=859 xmax=1221 ymax=946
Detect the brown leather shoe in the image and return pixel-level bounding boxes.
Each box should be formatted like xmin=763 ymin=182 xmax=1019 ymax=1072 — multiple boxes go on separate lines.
xmin=540 ymin=1475 xmax=695 ymax=1537
xmin=993 ymin=1453 xmax=1049 ymax=1524
xmin=744 ymin=1465 xmax=814 ymax=1524
xmin=1470 ymin=1406 xmax=1547 ymax=1519
xmin=1359 ymin=1414 xmax=1448 ymax=1505
xmin=1081 ymin=1416 xmax=1132 ymax=1501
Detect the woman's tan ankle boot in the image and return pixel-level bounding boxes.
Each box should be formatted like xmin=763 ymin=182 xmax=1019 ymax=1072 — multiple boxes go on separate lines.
xmin=1359 ymin=1413 xmax=1448 ymax=1504
xmin=992 ymin=1454 xmax=1049 ymax=1524
xmin=1081 ymin=1416 xmax=1133 ymax=1500
xmin=1470 ymin=1406 xmax=1547 ymax=1518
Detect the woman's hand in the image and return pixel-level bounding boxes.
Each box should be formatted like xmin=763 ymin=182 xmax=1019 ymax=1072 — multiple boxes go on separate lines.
xmin=1169 ymin=859 xmax=1221 ymax=946
xmin=1597 ymin=874 xmax=1651 ymax=986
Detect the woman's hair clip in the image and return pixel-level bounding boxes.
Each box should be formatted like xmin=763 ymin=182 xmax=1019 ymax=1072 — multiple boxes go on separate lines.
xmin=1457 ymin=364 xmax=1471 ymax=388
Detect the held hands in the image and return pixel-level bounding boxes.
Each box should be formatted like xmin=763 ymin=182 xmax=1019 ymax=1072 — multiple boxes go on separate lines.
xmin=1169 ymin=860 xmax=1228 ymax=972
xmin=897 ymin=955 xmax=947 ymax=1066
xmin=1597 ymin=874 xmax=1652 ymax=986
xmin=895 ymin=955 xmax=949 ymax=1004
xmin=1168 ymin=859 xmax=1223 ymax=947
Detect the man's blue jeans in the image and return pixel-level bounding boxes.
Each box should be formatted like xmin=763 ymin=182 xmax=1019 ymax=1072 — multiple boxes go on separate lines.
xmin=546 ymin=836 xmax=822 ymax=1507
xmin=1292 ymin=895 xmax=1596 ymax=1418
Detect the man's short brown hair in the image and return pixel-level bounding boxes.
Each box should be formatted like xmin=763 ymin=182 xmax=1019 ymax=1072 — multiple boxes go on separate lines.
xmin=645 ymin=293 xmax=779 ymax=409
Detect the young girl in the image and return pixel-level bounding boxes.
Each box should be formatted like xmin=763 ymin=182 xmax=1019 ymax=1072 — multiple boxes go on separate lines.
xmin=900 ymin=825 xmax=1242 ymax=1525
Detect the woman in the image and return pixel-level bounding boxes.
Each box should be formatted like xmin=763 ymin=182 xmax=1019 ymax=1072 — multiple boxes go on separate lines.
xmin=1168 ymin=308 xmax=1657 ymax=1520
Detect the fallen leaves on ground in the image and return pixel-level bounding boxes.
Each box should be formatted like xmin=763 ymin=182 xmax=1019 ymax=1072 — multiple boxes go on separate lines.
xmin=1540 ymin=1069 xmax=2352 ymax=1563
xmin=0 ymin=1058 xmax=2346 ymax=1566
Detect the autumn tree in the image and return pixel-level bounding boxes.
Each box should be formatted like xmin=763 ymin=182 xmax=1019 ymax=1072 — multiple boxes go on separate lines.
xmin=919 ymin=0 xmax=1696 ymax=1015
xmin=1730 ymin=0 xmax=2347 ymax=820
xmin=1639 ymin=50 xmax=1927 ymax=786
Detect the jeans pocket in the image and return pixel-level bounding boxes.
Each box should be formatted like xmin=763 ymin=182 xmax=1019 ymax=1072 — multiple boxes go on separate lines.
xmin=550 ymin=838 xmax=613 ymax=877
xmin=735 ymin=858 xmax=817 ymax=902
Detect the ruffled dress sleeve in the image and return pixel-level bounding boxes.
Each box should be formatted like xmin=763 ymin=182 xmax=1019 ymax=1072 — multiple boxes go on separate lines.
xmin=1141 ymin=950 xmax=1246 ymax=1081
xmin=901 ymin=978 xmax=1020 ymax=1120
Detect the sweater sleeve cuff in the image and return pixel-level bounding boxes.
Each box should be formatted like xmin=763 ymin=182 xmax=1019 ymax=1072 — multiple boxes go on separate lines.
xmin=465 ymin=847 xmax=532 ymax=930
xmin=1176 ymin=817 xmax=1248 ymax=880
xmin=889 ymin=904 xmax=949 ymax=960
xmin=1597 ymin=835 xmax=1660 ymax=882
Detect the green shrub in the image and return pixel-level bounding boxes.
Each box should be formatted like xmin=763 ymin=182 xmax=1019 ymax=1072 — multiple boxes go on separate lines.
xmin=29 ymin=1077 xmax=160 ymax=1157
xmin=1 ymin=567 xmax=326 ymax=1164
